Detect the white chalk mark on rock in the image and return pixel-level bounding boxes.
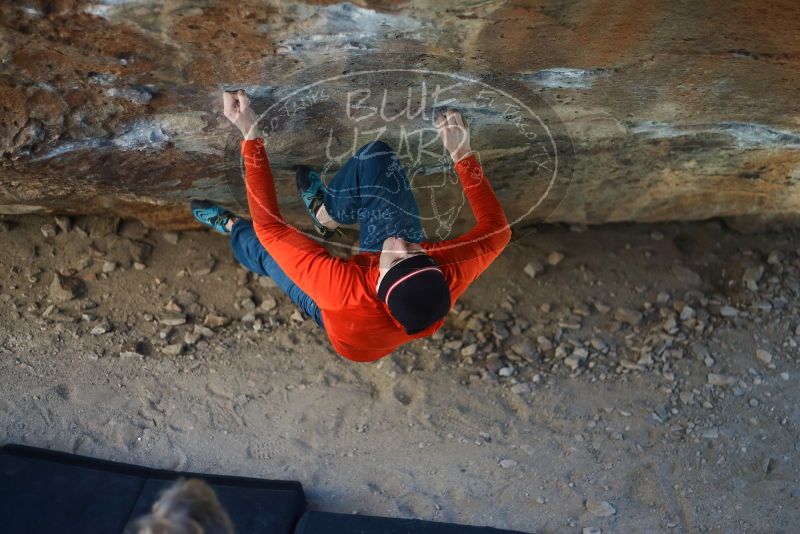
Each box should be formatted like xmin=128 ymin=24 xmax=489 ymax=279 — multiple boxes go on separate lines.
xmin=523 ymin=68 xmax=609 ymax=89
xmin=630 ymin=121 xmax=800 ymax=149
xmin=34 ymin=113 xmax=211 ymax=161
xmin=276 ymin=3 xmax=426 ymax=55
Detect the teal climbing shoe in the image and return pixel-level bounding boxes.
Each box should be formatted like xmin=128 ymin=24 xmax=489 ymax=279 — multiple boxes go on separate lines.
xmin=190 ymin=200 xmax=238 ymax=235
xmin=295 ymin=166 xmax=338 ymax=238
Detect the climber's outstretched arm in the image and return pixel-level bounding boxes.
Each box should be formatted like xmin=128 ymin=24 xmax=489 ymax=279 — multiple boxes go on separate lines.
xmin=425 ymin=109 xmax=511 ymax=297
xmin=222 ymin=91 xmax=362 ymax=310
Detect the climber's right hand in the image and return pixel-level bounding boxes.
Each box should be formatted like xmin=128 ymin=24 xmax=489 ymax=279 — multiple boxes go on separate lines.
xmin=223 ymin=90 xmax=259 ymax=140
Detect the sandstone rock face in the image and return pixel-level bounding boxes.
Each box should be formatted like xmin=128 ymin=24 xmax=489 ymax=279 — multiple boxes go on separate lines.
xmin=1 ymin=1 xmax=800 ymax=230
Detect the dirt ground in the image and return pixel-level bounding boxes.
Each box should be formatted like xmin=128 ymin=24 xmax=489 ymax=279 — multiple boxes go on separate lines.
xmin=0 ymin=214 xmax=798 ymax=533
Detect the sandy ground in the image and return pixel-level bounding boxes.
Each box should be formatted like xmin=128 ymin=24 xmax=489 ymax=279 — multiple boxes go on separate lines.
xmin=0 ymin=214 xmax=798 ymax=533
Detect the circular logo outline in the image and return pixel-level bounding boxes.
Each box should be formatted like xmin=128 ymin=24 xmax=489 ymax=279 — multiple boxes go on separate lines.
xmin=223 ymin=68 xmax=570 ymax=257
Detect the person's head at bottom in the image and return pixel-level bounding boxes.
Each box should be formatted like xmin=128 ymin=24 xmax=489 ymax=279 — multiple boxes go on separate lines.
xmin=377 ymin=237 xmax=451 ymax=334
xmin=132 ymin=478 xmax=234 ymax=534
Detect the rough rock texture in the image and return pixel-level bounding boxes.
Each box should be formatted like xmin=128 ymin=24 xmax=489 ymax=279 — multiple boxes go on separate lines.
xmin=2 ymin=1 xmax=800 ymax=229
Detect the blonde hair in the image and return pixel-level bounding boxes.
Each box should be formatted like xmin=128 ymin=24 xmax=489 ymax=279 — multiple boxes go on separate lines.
xmin=132 ymin=478 xmax=235 ymax=534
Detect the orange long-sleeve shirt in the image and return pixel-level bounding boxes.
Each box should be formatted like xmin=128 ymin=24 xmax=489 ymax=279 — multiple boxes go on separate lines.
xmin=242 ymin=138 xmax=511 ymax=362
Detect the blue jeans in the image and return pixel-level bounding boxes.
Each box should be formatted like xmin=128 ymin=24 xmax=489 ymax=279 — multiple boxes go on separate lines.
xmin=230 ymin=141 xmax=424 ymax=327
xmin=230 ymin=220 xmax=325 ymax=327
xmin=323 ymin=140 xmax=425 ymax=252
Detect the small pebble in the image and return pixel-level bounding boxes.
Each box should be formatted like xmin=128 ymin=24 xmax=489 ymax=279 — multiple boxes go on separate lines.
xmin=40 ymin=224 xmax=57 ymax=238
xmin=586 ymin=500 xmax=616 ymax=517
xmin=54 ymin=216 xmax=72 ymax=233
xmin=90 ymin=324 xmax=109 ymax=336
xmin=708 ymin=373 xmax=737 ymax=387
xmin=546 ymin=251 xmax=564 ymax=266
xmin=161 ymin=343 xmax=184 ymax=356
xmin=523 ymin=261 xmax=545 ymax=279
xmin=162 ymin=231 xmax=180 ymax=245
xmin=755 ymin=349 xmax=772 ymax=365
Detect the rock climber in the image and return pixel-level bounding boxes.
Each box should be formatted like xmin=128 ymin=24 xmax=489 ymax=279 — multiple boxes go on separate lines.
xmin=190 ymin=90 xmax=510 ymax=362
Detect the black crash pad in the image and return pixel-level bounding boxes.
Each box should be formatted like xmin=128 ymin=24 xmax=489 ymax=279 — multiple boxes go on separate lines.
xmin=0 ymin=444 xmax=306 ymax=534
xmin=294 ymin=511 xmax=529 ymax=534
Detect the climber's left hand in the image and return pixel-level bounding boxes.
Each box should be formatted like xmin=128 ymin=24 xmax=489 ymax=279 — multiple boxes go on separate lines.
xmin=223 ymin=90 xmax=259 ymax=140
xmin=436 ymin=108 xmax=471 ymax=163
